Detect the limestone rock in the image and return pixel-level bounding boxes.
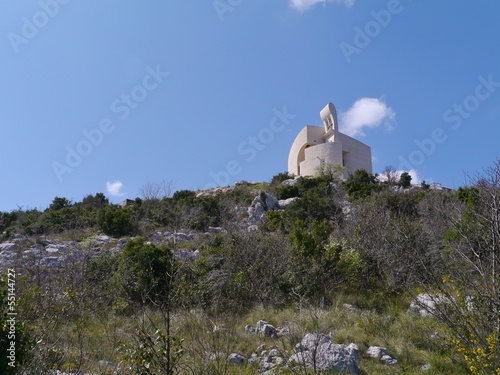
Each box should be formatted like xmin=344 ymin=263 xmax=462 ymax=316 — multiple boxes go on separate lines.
xmin=367 ymin=346 xmax=397 ymax=366
xmin=0 ymin=242 xmax=17 ymax=251
xmin=45 ymin=243 xmax=69 ymax=253
xmin=366 ymin=346 xmax=390 ymax=359
xmin=420 ymin=363 xmax=432 ymax=371
xmin=408 ymin=293 xmax=449 ymax=316
xmin=245 ymin=324 xmax=255 ymax=334
xmin=280 ymin=178 xmax=299 ymax=187
xmin=295 ymin=333 xmax=332 ymax=353
xmin=248 ymin=192 xmax=280 ymax=226
xmin=278 ymin=197 xmax=299 ymax=209
xmin=256 ymin=320 xmax=278 ymax=339
xmin=228 ymin=353 xmax=246 ymax=365
xmin=381 ymin=354 xmax=398 ymax=366
xmin=289 ymin=333 xmax=360 ymax=374
xmin=164 ymin=232 xmax=193 ymax=242
xmin=346 ymin=343 xmax=361 ymax=362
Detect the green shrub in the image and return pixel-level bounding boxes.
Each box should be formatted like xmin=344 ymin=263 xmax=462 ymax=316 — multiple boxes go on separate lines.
xmin=270 ymin=171 xmax=292 ymax=186
xmin=97 ymin=205 xmax=136 ymax=237
xmin=275 ymin=185 xmax=299 ymax=200
xmin=117 ymin=238 xmax=174 ymax=306
xmin=343 ymin=169 xmax=380 ymax=200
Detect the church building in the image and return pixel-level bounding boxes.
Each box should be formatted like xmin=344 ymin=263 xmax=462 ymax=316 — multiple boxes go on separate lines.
xmin=288 ymin=103 xmax=372 ymax=178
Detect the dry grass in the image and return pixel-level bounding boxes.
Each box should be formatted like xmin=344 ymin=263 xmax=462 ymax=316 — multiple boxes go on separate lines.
xmin=19 ymin=296 xmax=470 ymax=374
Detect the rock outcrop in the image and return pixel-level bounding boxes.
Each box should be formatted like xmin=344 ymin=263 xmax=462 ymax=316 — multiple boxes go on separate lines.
xmin=248 ymin=192 xmax=282 ymax=226
xmin=367 ymin=346 xmax=398 ymax=366
xmin=288 ymin=333 xmax=360 ymax=374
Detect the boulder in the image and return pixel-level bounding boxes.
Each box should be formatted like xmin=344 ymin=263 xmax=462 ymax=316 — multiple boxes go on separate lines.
xmin=280 ymin=178 xmax=299 ymax=187
xmin=289 ymin=333 xmax=359 ymax=374
xmin=248 ymin=352 xmax=258 ymax=364
xmin=295 ymin=333 xmax=332 ymax=352
xmin=420 ymin=363 xmax=432 ymax=371
xmin=95 ymin=235 xmax=111 ymax=243
xmin=367 ymin=346 xmax=397 ymax=366
xmin=408 ymin=293 xmax=449 ymax=316
xmin=248 ymin=192 xmax=281 ymax=225
xmin=248 ymin=202 xmax=266 ymax=226
xmin=245 ymin=324 xmax=256 ymax=334
xmin=278 ymin=197 xmax=299 ymax=209
xmin=45 ymin=246 xmax=61 ymax=253
xmin=381 ymin=354 xmax=398 ymax=366
xmin=150 ymin=232 xmax=163 ymax=244
xmin=256 ymin=320 xmax=278 ymax=339
xmin=257 ymin=192 xmax=280 ymax=211
xmin=164 ymin=232 xmax=193 ymax=242
xmin=346 ymin=343 xmax=361 ymax=362
xmin=366 ymin=346 xmax=390 ymax=359
xmin=228 ymin=353 xmax=246 ymax=365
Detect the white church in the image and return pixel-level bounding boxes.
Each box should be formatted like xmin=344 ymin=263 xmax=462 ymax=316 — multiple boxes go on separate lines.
xmin=288 ymin=102 xmax=372 ymax=178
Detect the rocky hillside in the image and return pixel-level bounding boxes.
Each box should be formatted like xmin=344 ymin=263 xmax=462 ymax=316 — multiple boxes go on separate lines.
xmin=1 ymin=164 xmax=500 ymax=374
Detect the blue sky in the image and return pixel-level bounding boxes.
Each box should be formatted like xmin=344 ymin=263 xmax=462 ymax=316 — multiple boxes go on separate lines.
xmin=1 ymin=0 xmax=499 ymax=211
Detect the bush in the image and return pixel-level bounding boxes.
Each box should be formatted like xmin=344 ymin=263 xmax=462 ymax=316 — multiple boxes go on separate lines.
xmin=270 ymin=171 xmax=292 ymax=186
xmin=97 ymin=205 xmax=136 ymax=237
xmin=172 ymin=190 xmax=196 ymax=202
xmin=275 ymin=185 xmax=299 ymax=200
xmin=117 ymin=238 xmax=174 ymax=306
xmin=343 ymin=169 xmax=380 ymax=200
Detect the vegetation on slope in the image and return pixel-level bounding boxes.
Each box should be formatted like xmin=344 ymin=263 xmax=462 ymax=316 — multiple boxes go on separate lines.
xmin=1 ymin=160 xmax=500 ymax=374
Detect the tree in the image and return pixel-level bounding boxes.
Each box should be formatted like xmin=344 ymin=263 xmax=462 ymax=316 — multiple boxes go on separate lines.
xmin=421 ymin=180 xmax=431 ymax=190
xmin=415 ymin=159 xmax=500 ymax=373
xmin=382 ymin=165 xmax=399 ymax=186
xmin=288 ymin=219 xmax=336 ymax=304
xmin=117 ymin=238 xmax=173 ymax=306
xmin=398 ymin=172 xmax=412 ymax=188
xmin=48 ymin=197 xmax=71 ymax=211
xmin=118 ymin=238 xmax=181 ymax=375
xmin=140 ymin=180 xmax=175 ymax=201
xmin=81 ymin=193 xmax=108 ymax=209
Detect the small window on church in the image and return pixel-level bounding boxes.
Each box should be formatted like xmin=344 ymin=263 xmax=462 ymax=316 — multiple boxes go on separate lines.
xmin=326 ymin=117 xmax=333 ymax=130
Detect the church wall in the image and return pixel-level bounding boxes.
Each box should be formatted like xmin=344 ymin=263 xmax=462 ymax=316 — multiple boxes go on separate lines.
xmin=300 ymin=142 xmax=343 ymax=176
xmin=337 ymin=133 xmax=373 ymax=174
xmin=288 ymin=126 xmax=326 ymax=175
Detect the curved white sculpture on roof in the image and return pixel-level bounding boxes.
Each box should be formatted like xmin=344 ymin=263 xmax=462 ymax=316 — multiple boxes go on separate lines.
xmin=288 ymin=103 xmax=372 ymax=177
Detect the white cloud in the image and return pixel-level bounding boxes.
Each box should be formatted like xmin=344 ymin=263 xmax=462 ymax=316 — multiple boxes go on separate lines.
xmin=339 ymin=97 xmax=396 ymax=137
xmin=106 ymin=180 xmax=125 ymax=197
xmin=289 ymin=0 xmax=354 ymax=12
xmin=407 ymin=169 xmax=420 ymax=185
